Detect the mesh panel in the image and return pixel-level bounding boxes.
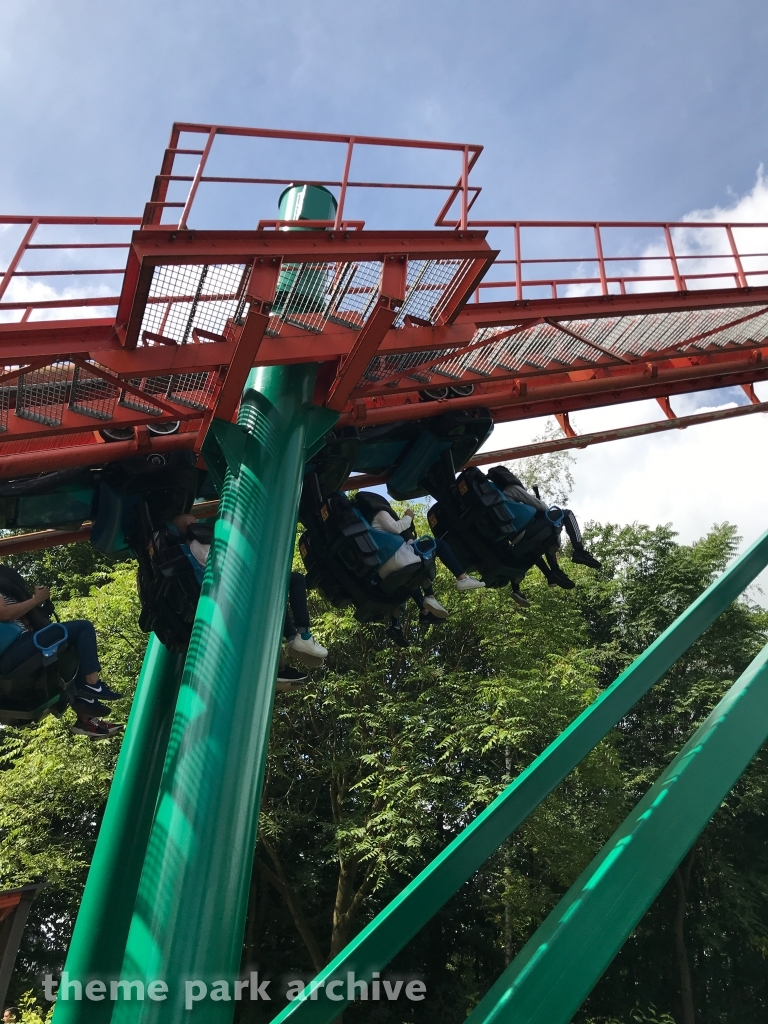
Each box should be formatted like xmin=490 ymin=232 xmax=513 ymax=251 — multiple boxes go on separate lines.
xmin=273 ymin=261 xmax=335 ymax=333
xmin=359 ymin=304 xmax=768 ymax=389
xmin=139 ymin=264 xmax=249 ymax=344
xmin=140 ymin=257 xmax=472 ymax=343
xmin=16 ymin=362 xmax=71 ymax=426
xmin=69 ymin=362 xmax=120 ymax=420
xmin=266 ymin=260 xmax=383 ymax=336
xmin=120 ymin=379 xmax=165 ymax=416
xmin=393 ymin=259 xmax=469 ymax=327
xmin=119 ymin=371 xmax=218 ymax=414
xmin=167 ymin=371 xmax=218 ymax=410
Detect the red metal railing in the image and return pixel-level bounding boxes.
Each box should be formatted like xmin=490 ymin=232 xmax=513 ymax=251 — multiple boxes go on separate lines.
xmin=5 ymin=129 xmax=768 ymax=329
xmin=142 ymin=123 xmax=484 ymax=232
xmin=465 ymin=221 xmax=768 ymax=301
xmin=0 ymin=216 xmax=140 ymax=323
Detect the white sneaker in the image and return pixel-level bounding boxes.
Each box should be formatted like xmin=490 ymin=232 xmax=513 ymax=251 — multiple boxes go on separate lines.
xmin=288 ymin=648 xmax=326 ymax=670
xmin=456 ymin=576 xmax=485 ymax=591
xmin=422 ymin=595 xmax=449 ymax=619
xmin=288 ymin=634 xmax=328 ymax=659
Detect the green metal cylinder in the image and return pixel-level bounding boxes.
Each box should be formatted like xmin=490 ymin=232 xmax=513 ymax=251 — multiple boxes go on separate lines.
xmin=54 ymin=635 xmax=184 ymax=1024
xmin=111 ymin=364 xmax=318 ymax=1024
xmin=278 ymin=183 xmax=337 ymax=225
xmin=274 ymin=185 xmax=337 ymax=317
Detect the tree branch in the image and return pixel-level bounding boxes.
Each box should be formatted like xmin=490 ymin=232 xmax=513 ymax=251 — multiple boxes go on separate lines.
xmin=257 ymin=839 xmax=325 ymax=972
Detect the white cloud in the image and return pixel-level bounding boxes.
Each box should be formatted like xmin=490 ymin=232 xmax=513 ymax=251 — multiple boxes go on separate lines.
xmin=562 ymin=168 xmax=768 ymax=298
xmin=0 ymin=274 xmax=117 ymax=324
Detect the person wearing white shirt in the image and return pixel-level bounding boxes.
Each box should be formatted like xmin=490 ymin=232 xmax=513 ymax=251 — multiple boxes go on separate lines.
xmin=369 ymin=503 xmax=484 ymax=620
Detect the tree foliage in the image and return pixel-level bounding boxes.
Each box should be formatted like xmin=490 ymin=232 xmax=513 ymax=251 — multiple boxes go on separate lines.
xmin=0 ymin=521 xmax=766 ymax=1024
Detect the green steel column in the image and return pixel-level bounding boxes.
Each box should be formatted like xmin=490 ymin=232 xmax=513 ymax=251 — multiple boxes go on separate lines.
xmin=269 ymin=526 xmax=768 ymax=1024
xmin=111 ymin=364 xmax=318 ymax=1024
xmin=54 ymin=635 xmax=184 ymax=1024
xmin=464 ymin=641 xmax=768 ymax=1024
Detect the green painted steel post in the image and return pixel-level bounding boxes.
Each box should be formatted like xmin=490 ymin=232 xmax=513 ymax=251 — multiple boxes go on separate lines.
xmin=54 ymin=635 xmax=184 ymax=1024
xmin=270 ymin=527 xmax=768 ymax=1024
xmin=464 ymin=641 xmax=768 ymax=1024
xmin=108 ymin=364 xmax=320 ymax=1024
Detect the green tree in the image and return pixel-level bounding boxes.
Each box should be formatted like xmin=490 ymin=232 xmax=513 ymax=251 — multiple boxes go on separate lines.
xmin=0 ymin=562 xmax=145 ymax=1003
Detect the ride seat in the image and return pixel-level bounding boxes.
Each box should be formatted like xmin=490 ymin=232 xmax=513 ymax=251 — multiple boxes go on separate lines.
xmin=299 ymin=481 xmax=436 ymax=621
xmin=135 ymin=518 xmax=213 ymax=653
xmin=0 ymin=623 xmax=76 ymax=725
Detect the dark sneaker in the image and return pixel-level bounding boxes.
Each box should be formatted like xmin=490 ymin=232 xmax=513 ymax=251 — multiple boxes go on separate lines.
xmin=419 ymin=611 xmax=446 ymax=626
xmin=71 ymin=695 xmax=112 ymax=719
xmin=386 ymin=623 xmax=409 ymax=647
xmin=571 ymin=546 xmax=602 ymax=570
xmin=548 ymin=568 xmax=576 ymax=590
xmin=510 ymin=587 xmax=531 ymax=608
xmin=78 ymin=679 xmax=123 ymax=702
xmin=277 ymin=665 xmax=309 ymax=684
xmin=71 ymin=717 xmax=123 ymax=740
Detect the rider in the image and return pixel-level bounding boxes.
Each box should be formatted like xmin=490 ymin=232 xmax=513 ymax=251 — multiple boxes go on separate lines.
xmin=0 ymin=577 xmax=122 ymax=740
xmin=170 ymin=514 xmax=327 ymax=675
xmin=352 ymin=493 xmax=484 ymax=642
xmin=487 ymin=466 xmax=601 ymax=595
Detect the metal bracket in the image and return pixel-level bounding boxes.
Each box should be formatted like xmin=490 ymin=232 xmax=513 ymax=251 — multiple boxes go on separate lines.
xmin=203 ymin=404 xmax=339 ymax=492
xmin=305 ymin=406 xmax=340 ymax=461
xmin=202 ymin=418 xmax=261 ymax=493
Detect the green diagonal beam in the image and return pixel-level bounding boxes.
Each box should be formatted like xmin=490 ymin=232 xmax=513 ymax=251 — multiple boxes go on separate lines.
xmin=55 ymin=635 xmax=184 ymax=1024
xmin=271 ymin=527 xmax=768 ymax=1024
xmin=465 ymin=640 xmax=768 ymax=1024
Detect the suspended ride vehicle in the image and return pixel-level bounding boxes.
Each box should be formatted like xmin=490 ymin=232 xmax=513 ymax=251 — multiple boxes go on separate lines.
xmin=90 ymin=452 xmax=205 ymax=653
xmin=297 ymin=411 xmax=491 ymax=622
xmin=427 ymin=464 xmax=566 ymax=591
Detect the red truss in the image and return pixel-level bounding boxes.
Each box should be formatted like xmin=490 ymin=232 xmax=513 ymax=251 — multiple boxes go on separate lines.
xmin=1 ymin=122 xmax=767 ymax=480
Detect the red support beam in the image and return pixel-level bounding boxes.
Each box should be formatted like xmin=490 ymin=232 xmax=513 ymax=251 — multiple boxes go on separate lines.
xmin=325 ymin=255 xmax=408 ymax=411
xmin=455 ymin=285 xmax=768 ymax=327
xmin=0 ymin=430 xmax=197 ymax=480
xmin=469 ymin=400 xmax=768 ymax=466
xmin=337 ymin=348 xmax=768 ymax=427
xmin=202 ymin=258 xmax=281 ymax=425
xmin=656 ymin=396 xmax=676 ymax=420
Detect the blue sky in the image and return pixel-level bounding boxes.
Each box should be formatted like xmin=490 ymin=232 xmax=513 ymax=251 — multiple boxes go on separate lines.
xmin=2 ymin=0 xmax=768 ymax=586
xmin=2 ymin=0 xmax=767 ymax=220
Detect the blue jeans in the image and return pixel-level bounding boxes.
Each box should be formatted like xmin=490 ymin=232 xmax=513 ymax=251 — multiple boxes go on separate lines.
xmin=0 ymin=619 xmax=101 ymax=689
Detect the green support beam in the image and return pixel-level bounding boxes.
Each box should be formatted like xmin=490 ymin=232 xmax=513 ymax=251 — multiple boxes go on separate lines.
xmin=270 ymin=527 xmax=768 ymax=1024
xmin=55 ymin=635 xmax=184 ymax=1024
xmin=106 ymin=364 xmax=324 ymax=1024
xmin=464 ymin=641 xmax=768 ymax=1024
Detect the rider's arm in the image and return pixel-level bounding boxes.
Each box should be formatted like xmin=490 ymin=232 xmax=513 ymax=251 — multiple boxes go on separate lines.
xmin=371 ymin=510 xmax=413 ymax=535
xmin=0 ymin=587 xmax=49 ymax=621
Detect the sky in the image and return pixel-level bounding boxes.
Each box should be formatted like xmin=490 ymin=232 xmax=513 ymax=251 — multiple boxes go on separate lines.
xmin=1 ymin=0 xmax=767 ymax=590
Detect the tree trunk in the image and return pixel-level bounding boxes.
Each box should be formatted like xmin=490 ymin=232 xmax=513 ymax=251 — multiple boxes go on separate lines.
xmin=258 ymin=836 xmax=326 ymax=972
xmin=330 ymin=859 xmax=359 ymax=960
xmin=673 ymin=849 xmax=697 ymax=1024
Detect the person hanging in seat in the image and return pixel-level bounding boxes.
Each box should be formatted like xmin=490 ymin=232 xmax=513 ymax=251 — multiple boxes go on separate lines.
xmin=169 ymin=514 xmax=327 ymax=680
xmin=0 ymin=571 xmax=122 ymax=740
xmin=486 ymin=466 xmax=602 ymax=600
xmin=353 ymin=492 xmax=485 ymax=626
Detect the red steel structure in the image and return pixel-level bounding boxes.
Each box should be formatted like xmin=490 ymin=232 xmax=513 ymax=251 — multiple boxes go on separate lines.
xmin=1 ymin=122 xmax=767 ymax=498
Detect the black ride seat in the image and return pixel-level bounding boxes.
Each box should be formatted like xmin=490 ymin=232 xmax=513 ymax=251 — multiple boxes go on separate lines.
xmin=91 ymin=450 xmax=202 ymax=653
xmin=134 ymin=518 xmax=213 ymax=654
xmin=0 ymin=568 xmax=79 ymax=726
xmin=428 ymin=466 xmax=560 ymax=588
xmin=299 ymin=474 xmax=436 ymax=622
